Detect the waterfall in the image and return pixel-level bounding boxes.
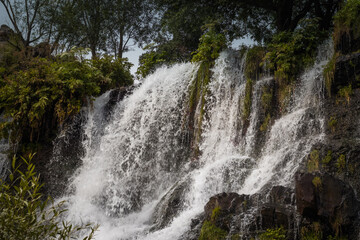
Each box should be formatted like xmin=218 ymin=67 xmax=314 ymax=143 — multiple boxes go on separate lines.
xmin=58 ymin=42 xmax=332 ymax=239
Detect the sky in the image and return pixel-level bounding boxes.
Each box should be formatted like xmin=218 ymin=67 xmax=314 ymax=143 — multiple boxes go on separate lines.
xmin=0 ymin=4 xmax=253 ymax=75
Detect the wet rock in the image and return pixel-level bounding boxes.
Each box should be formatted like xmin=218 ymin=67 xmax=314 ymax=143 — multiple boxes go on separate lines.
xmin=151 ymin=180 xmax=190 ymax=230
xmin=104 ymin=87 xmax=131 ymax=120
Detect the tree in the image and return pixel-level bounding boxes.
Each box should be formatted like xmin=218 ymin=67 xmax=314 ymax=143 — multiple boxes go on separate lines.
xmin=106 ymin=0 xmax=156 ymax=59
xmin=0 ymin=0 xmax=50 ymax=48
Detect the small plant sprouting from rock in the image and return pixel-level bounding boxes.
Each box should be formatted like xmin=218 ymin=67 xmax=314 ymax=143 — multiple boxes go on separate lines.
xmin=199 ymin=207 xmax=227 ymax=240
xmin=328 ymin=117 xmax=338 ymax=133
xmin=335 ymin=154 xmax=346 ymax=172
xmin=336 ymin=84 xmax=353 ymax=105
xmin=260 ymin=114 xmax=271 ymax=132
xmin=322 ymin=151 xmax=333 ymax=165
xmin=307 ymin=150 xmax=320 ymax=173
xmin=259 ymin=226 xmax=286 ymax=240
xmin=312 ymin=176 xmax=322 ymax=190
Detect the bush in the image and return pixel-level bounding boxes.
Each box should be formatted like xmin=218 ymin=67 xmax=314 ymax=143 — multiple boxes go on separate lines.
xmin=0 ymin=48 xmax=133 ymax=145
xmin=191 ymin=26 xmax=227 ymax=63
xmin=265 ymin=19 xmax=326 ymax=86
xmin=136 ymin=44 xmax=166 ymax=78
xmin=0 ymin=154 xmax=97 ymax=239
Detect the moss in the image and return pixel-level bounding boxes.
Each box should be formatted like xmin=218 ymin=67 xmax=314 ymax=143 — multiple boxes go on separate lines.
xmin=188 ymin=61 xmax=211 ymax=156
xmin=328 ymin=116 xmax=338 ymax=133
xmin=335 ymin=154 xmax=346 ymax=172
xmin=259 ymin=226 xmax=286 ymax=240
xmin=323 ymin=53 xmax=339 ymax=97
xmin=245 ymin=46 xmax=266 ymax=80
xmin=242 ymin=78 xmax=253 ymax=121
xmin=301 ymin=222 xmax=322 ymax=240
xmin=307 ymin=150 xmax=319 ymax=173
xmin=261 ymin=86 xmax=274 ymax=112
xmin=312 ymin=176 xmax=322 ymax=190
xmin=322 ymin=150 xmax=333 ymax=165
xmin=278 ymin=84 xmax=294 ymax=112
xmin=336 ymin=84 xmax=353 ymax=105
xmin=231 ymin=234 xmax=241 ymax=240
xmin=198 ymin=221 xmax=227 ymax=240
xmin=260 ymin=113 xmax=271 ymax=132
xmin=211 ymin=206 xmax=221 ymax=221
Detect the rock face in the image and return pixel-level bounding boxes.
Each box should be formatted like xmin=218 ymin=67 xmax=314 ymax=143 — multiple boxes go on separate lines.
xmin=296 ymin=172 xmax=360 ymax=237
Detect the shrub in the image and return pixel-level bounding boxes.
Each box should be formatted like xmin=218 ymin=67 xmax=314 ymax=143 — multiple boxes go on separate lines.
xmin=136 ymin=44 xmax=166 ymax=78
xmin=0 ymin=48 xmax=133 ymax=146
xmin=265 ymin=19 xmax=326 ymax=86
xmin=328 ymin=117 xmax=338 ymax=133
xmin=0 ymin=154 xmax=97 ymax=239
xmin=191 ymin=26 xmax=227 ymax=63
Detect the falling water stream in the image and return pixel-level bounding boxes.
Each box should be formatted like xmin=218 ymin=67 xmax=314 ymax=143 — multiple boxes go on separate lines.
xmin=57 ymin=43 xmax=332 ymax=239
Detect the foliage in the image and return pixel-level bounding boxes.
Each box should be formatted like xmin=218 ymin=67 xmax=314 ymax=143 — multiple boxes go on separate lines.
xmin=198 ymin=220 xmax=227 ymax=240
xmin=211 ymin=207 xmax=221 ymax=221
xmin=312 ymin=176 xmax=322 ymax=190
xmin=333 ymin=0 xmax=360 ymax=48
xmin=336 ymin=85 xmax=353 ymax=105
xmin=191 ymin=27 xmax=227 ymax=63
xmin=259 ymin=226 xmax=286 ymax=240
xmin=0 ymin=154 xmax=97 ymax=239
xmin=323 ymin=52 xmax=339 ymax=97
xmin=245 ymin=46 xmax=266 ymax=80
xmin=307 ymin=150 xmax=320 ymax=173
xmin=105 ymin=0 xmax=156 ymax=58
xmin=301 ymin=222 xmax=322 ymax=240
xmin=322 ymin=151 xmax=333 ymax=165
xmin=335 ymin=154 xmax=346 ymax=171
xmin=136 ymin=44 xmax=166 ymax=78
xmin=328 ymin=116 xmax=338 ymax=133
xmin=265 ymin=19 xmax=326 ymax=86
xmin=242 ymin=79 xmax=253 ymax=121
xmin=199 ymin=207 xmax=226 ymax=240
xmin=260 ymin=114 xmax=271 ymax=132
xmin=0 ymin=47 xmax=133 ymax=145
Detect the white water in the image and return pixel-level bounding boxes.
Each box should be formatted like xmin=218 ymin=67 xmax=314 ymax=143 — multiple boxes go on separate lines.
xmin=59 ymin=44 xmax=331 ymax=239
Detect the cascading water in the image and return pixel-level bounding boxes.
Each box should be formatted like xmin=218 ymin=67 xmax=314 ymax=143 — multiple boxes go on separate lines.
xmin=58 ymin=42 xmax=332 ymax=239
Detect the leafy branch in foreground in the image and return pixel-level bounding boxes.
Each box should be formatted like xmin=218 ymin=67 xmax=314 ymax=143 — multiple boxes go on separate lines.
xmin=0 ymin=154 xmax=98 ymax=240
